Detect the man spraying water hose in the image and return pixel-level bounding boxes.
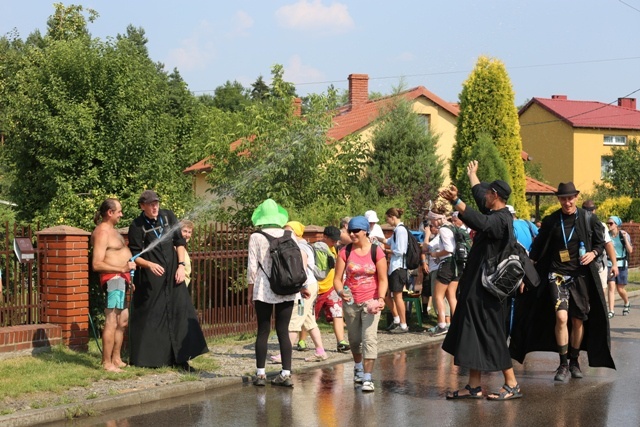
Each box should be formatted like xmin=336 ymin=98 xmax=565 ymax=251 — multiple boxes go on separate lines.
xmin=91 ymin=198 xmax=137 ymax=373
xmin=127 ymin=190 xmax=208 ymax=370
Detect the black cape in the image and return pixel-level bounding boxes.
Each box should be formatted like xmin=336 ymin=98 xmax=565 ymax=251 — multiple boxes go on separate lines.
xmin=128 ymin=209 xmax=208 ymax=368
xmin=441 ymin=185 xmax=515 ymax=371
xmin=509 ymin=208 xmax=615 ymax=369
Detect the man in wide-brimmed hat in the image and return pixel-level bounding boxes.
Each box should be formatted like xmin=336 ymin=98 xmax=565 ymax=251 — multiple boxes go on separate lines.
xmin=511 ymin=181 xmax=615 ymax=383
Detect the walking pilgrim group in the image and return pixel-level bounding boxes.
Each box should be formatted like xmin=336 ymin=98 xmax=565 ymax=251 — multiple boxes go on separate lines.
xmin=92 ymin=160 xmax=626 ymax=399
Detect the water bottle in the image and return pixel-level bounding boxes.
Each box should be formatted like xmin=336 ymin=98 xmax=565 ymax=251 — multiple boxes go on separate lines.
xmin=297 ymin=297 xmax=304 ymax=316
xmin=578 ymin=242 xmax=586 ymax=264
xmin=342 ymin=285 xmax=354 ymax=305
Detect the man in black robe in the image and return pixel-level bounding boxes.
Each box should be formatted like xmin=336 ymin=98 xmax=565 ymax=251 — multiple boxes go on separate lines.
xmin=128 ymin=190 xmax=208 ymax=369
xmin=509 ymin=182 xmax=615 ymax=381
xmin=440 ymin=161 xmax=523 ymax=400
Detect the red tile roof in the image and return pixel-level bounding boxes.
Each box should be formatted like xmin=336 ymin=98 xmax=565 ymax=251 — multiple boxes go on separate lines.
xmin=525 ymin=176 xmax=556 ymax=195
xmin=328 ymin=86 xmax=459 ymax=141
xmin=522 ymin=97 xmax=640 ymax=130
xmin=185 ymin=87 xmax=459 ymax=174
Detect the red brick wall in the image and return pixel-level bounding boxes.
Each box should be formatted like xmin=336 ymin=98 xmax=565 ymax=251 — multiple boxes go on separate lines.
xmin=0 ymin=324 xmax=62 ymax=353
xmin=38 ymin=226 xmax=91 ymax=350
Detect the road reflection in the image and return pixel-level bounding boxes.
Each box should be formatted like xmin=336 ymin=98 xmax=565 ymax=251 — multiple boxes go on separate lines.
xmin=42 ymin=306 xmax=640 ymax=427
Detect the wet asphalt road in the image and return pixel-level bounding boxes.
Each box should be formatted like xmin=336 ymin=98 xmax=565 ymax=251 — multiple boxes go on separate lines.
xmin=45 ymin=297 xmax=640 ymax=427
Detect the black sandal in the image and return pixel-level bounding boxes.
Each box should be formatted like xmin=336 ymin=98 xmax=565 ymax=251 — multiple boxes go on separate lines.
xmin=487 ymin=383 xmax=522 ymax=401
xmin=446 ymin=384 xmax=483 ymax=400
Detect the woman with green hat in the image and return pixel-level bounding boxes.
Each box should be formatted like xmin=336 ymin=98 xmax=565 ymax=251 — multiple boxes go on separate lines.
xmin=247 ymin=199 xmax=310 ymax=387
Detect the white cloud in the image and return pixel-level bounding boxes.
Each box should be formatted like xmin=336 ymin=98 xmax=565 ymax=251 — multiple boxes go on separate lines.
xmin=166 ymin=21 xmax=216 ymax=71
xmin=229 ymin=10 xmax=254 ymax=37
xmin=396 ymin=51 xmax=415 ymax=62
xmin=283 ymin=55 xmax=325 ymax=85
xmin=276 ymin=0 xmax=354 ymax=33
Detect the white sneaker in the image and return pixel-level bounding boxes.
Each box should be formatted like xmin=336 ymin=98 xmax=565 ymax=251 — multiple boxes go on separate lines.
xmin=362 ymin=380 xmax=375 ymax=392
xmin=354 ymin=367 xmax=364 ymax=384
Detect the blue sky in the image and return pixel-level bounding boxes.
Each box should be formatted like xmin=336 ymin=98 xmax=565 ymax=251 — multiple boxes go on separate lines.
xmin=2 ymin=1 xmax=640 ymax=106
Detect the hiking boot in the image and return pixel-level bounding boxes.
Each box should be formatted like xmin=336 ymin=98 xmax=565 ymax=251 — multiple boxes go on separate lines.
xmin=271 ymin=374 xmax=293 ymax=387
xmin=354 ymin=367 xmax=364 ymax=384
xmin=361 ymin=380 xmax=375 ymax=392
xmin=337 ymin=340 xmax=351 ymax=352
xmin=385 ymin=322 xmax=400 ymax=332
xmin=554 ymin=364 xmax=570 ymax=382
xmin=304 ymin=352 xmax=329 ymax=362
xmin=389 ymin=326 xmax=409 ymax=334
xmin=295 ymin=340 xmax=308 ymax=351
xmin=253 ymin=375 xmax=267 ymax=386
xmin=569 ymin=362 xmax=584 ymax=379
xmin=430 ymin=326 xmax=448 ymax=337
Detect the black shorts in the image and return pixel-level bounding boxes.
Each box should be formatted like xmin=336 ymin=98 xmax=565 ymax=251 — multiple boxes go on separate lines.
xmin=389 ymin=268 xmax=408 ymax=293
xmin=436 ymin=258 xmax=456 ymax=285
xmin=548 ymin=273 xmax=591 ymax=321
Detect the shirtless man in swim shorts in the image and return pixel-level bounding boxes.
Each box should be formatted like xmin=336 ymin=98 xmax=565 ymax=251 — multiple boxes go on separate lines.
xmin=91 ymin=198 xmax=136 ymax=372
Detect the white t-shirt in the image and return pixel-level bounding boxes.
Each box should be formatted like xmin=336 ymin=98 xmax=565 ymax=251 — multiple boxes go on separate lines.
xmin=369 ymin=223 xmax=385 ymax=241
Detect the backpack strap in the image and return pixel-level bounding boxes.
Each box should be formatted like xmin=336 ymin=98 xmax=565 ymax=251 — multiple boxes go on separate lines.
xmin=345 ymin=243 xmax=378 ymax=264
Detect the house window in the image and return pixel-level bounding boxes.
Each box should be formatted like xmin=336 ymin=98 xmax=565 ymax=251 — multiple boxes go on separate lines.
xmin=601 ymin=156 xmax=613 ymax=179
xmin=418 ymin=114 xmax=430 ymax=130
xmin=603 ymin=135 xmax=627 ymax=146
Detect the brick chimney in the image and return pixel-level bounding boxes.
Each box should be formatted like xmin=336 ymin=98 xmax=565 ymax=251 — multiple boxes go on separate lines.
xmin=348 ymin=74 xmax=369 ymax=108
xmin=293 ymin=97 xmax=302 ymax=116
xmin=618 ymin=97 xmax=637 ymax=110
xmin=551 ymin=95 xmax=567 ymax=100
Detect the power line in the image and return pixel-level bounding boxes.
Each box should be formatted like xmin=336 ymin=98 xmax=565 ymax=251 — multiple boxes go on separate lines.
xmin=191 ymin=55 xmax=640 ymax=93
xmin=619 ymin=0 xmax=640 ymax=14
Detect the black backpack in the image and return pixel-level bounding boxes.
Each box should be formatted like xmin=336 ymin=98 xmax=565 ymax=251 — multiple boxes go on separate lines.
xmin=256 ymin=230 xmax=307 ymax=295
xmin=394 ymin=224 xmax=421 ymax=270
xmin=444 ymin=224 xmax=472 ymax=264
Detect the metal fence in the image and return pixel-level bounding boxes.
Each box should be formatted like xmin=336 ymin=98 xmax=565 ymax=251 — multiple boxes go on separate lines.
xmin=188 ymin=222 xmax=255 ymax=336
xmin=2 ymin=219 xmax=640 ymax=336
xmin=0 ymin=223 xmax=42 ymax=327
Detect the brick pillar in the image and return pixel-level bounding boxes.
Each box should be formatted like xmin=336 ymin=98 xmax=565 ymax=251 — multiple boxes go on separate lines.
xmin=37 ymin=226 xmax=91 ymax=350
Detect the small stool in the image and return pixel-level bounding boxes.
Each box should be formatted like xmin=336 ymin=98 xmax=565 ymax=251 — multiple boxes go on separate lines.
xmin=402 ymin=292 xmax=423 ymax=328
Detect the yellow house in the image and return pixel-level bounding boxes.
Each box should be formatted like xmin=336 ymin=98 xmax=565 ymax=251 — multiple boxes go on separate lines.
xmin=184 ymin=73 xmax=460 ymax=198
xmin=519 ymin=95 xmax=640 ymax=193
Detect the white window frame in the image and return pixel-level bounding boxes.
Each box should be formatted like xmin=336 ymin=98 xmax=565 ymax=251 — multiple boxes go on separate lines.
xmin=603 ymin=135 xmax=627 ymax=146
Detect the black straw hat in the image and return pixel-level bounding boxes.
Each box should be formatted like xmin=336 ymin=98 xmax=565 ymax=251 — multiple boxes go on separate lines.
xmin=555 ymin=182 xmax=580 ymax=197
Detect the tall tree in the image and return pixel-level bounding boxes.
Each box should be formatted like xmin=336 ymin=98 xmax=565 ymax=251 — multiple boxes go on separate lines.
xmin=250 ymin=75 xmax=269 ymax=101
xmin=205 ymin=65 xmax=364 ymax=225
xmin=450 ymin=56 xmax=529 ymax=217
xmin=455 ymin=133 xmax=510 ymax=201
xmin=367 ymin=96 xmax=444 ymax=219
xmin=0 ymin=5 xmax=200 ymax=229
xmin=213 ymin=80 xmax=250 ymax=112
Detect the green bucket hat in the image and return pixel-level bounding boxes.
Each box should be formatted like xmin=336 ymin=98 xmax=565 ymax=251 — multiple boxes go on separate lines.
xmin=251 ymin=199 xmax=289 ymax=228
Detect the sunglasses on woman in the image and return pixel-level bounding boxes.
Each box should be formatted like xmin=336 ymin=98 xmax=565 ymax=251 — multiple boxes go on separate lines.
xmin=348 ymin=228 xmax=364 ymax=234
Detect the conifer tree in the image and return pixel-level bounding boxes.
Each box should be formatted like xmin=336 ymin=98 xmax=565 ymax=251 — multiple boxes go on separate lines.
xmin=368 ymin=97 xmax=443 ymax=220
xmin=450 ymin=56 xmax=529 ymax=217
